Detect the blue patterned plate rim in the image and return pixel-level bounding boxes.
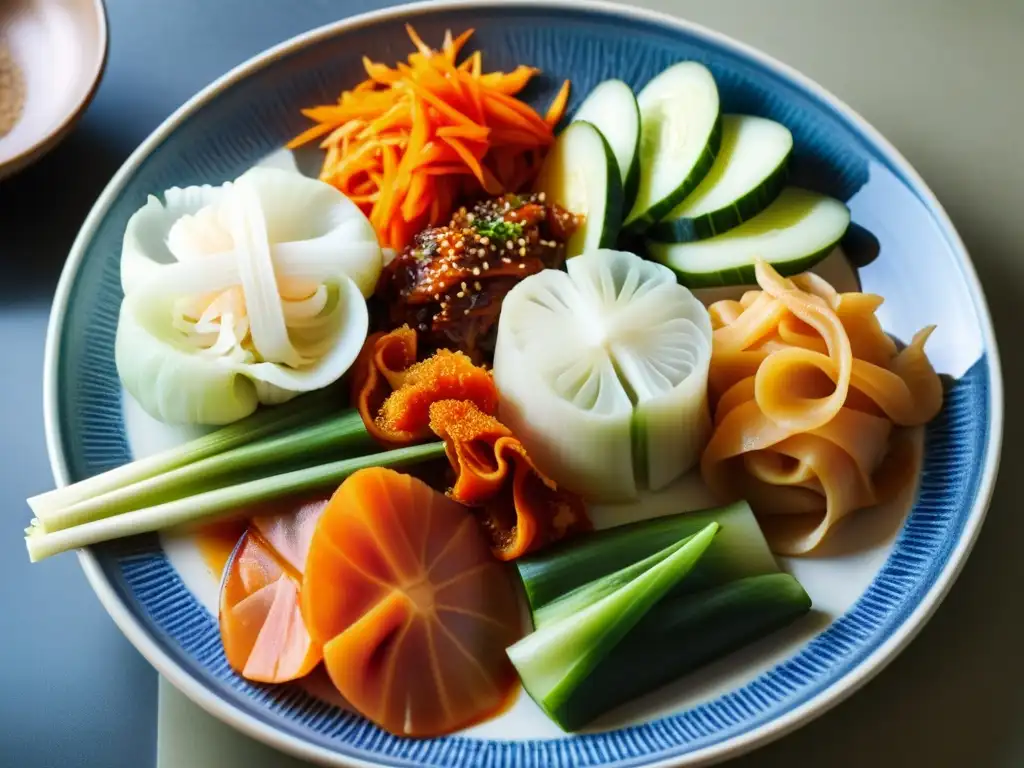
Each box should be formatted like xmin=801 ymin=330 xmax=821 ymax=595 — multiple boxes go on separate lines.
xmin=40 ymin=1 xmax=1004 ymax=766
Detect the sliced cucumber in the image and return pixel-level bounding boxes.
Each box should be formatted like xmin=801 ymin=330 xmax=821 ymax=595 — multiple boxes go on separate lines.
xmin=516 ymin=500 xmax=778 ymax=618
xmin=536 ymin=120 xmax=623 ymax=258
xmin=624 ymin=62 xmax=721 ymax=232
xmin=648 ymin=115 xmax=793 ymax=243
xmin=571 ymin=79 xmax=642 ymax=211
xmin=549 ymin=574 xmax=812 ymax=730
xmin=647 ymin=187 xmax=851 ymax=287
xmin=532 ymin=532 xmax=696 ymax=631
xmin=507 ymin=523 xmax=719 ymax=729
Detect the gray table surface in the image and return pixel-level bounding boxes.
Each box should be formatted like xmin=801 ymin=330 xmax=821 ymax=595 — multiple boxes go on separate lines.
xmin=2 ymin=1 xmax=1022 ymax=766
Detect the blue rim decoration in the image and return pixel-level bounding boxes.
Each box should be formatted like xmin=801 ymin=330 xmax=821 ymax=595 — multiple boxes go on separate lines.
xmin=48 ymin=3 xmax=999 ymax=766
xmin=88 ymin=361 xmax=990 ymax=768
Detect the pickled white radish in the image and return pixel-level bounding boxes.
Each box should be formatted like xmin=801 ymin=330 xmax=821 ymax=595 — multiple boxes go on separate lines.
xmin=493 ymin=249 xmax=713 ymax=502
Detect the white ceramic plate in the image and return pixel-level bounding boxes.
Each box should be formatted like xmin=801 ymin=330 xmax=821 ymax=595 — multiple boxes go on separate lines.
xmin=42 ymin=2 xmax=1002 ymax=766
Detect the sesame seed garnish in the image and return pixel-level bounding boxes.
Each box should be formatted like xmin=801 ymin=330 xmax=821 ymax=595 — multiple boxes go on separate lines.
xmin=472 ymin=267 xmax=481 ymax=276
xmin=457 ymin=291 xmax=465 ymax=298
xmin=502 ymin=257 xmax=511 ymax=264
xmin=519 ymin=246 xmax=527 ymax=257
xmin=473 ymin=281 xmax=482 ymax=291
xmin=518 ymin=263 xmax=526 ymax=269
xmin=517 ymin=238 xmax=526 ymax=247
xmin=482 ymin=261 xmax=489 ymax=270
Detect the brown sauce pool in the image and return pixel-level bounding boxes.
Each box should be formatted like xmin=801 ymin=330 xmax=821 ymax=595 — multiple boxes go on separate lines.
xmin=194 ymin=519 xmax=247 ymax=580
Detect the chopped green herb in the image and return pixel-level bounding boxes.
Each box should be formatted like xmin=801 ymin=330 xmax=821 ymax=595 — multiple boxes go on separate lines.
xmin=474 ymin=217 xmax=524 ymax=242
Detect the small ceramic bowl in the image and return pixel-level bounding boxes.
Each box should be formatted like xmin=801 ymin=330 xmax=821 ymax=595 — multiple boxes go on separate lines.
xmin=0 ymin=0 xmax=108 ymax=180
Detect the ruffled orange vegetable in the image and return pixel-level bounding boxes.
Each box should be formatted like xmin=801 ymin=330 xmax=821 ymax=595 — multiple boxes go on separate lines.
xmin=351 ymin=327 xmax=419 ymax=443
xmin=301 ymin=468 xmax=522 ymax=737
xmin=352 ymin=326 xmax=498 ymax=444
xmin=288 ymin=26 xmax=571 ymax=249
xmin=350 ymin=327 xmax=591 ymax=559
xmin=219 ymin=495 xmax=330 ymax=683
xmin=428 ymin=400 xmax=591 ymax=560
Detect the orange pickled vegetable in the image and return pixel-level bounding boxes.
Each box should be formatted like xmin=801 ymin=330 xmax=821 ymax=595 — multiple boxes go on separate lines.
xmin=428 ymin=400 xmax=591 ymax=560
xmin=301 ymin=468 xmax=522 ymax=737
xmin=352 ymin=326 xmax=498 ymax=444
xmin=219 ymin=496 xmax=330 ymax=683
xmin=351 ymin=327 xmax=420 ymax=444
xmin=377 ymin=351 xmax=498 ymax=438
xmin=288 ymin=26 xmax=570 ymax=250
xmin=350 ymin=327 xmax=591 ymax=560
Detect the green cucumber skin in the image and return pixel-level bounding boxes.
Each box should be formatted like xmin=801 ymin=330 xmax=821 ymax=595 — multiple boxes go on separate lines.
xmin=511 ymin=524 xmax=720 ymax=722
xmin=550 ymin=573 xmax=812 ymax=731
xmin=516 ymin=500 xmax=778 ymax=612
xmin=621 ymin=99 xmax=642 ymax=213
xmin=587 ymin=120 xmax=627 ymax=250
xmin=647 ymin=154 xmax=790 ymax=243
xmin=573 ymin=80 xmax=642 ymax=214
xmin=534 ymin=531 xmax=699 ymax=629
xmin=625 ymin=116 xmax=723 ymax=235
xmin=545 ymin=120 xmax=624 ymax=256
xmin=651 ymin=240 xmax=841 ymax=289
xmin=536 ymin=524 xmax=719 ymax=717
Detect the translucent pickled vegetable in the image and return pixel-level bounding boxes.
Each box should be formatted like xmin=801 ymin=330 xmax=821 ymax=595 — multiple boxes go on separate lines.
xmin=301 ymin=468 xmax=523 ymax=737
xmin=116 ymin=166 xmax=381 ymax=425
xmin=494 ymin=248 xmax=713 ymax=502
xmin=219 ymin=495 xmax=329 ymax=683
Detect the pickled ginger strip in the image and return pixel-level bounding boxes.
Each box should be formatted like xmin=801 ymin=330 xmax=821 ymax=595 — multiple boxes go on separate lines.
xmin=701 ymin=259 xmax=943 ymax=555
xmin=220 ymin=495 xmax=329 ymax=684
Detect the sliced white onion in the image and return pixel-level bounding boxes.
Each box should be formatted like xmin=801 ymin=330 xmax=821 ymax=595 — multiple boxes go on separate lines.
xmin=116 ymin=258 xmax=367 ymax=425
xmin=115 ymin=167 xmax=378 ymax=426
xmin=226 ymin=177 xmax=303 ymax=367
xmin=494 ymin=249 xmax=713 ymax=502
xmin=120 ymin=167 xmax=382 ymax=298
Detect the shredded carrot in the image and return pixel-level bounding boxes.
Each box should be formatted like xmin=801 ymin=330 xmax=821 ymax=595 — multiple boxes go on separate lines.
xmin=545 ymin=79 xmax=571 ymax=127
xmin=479 ymin=66 xmax=538 ymax=93
xmin=288 ymin=26 xmax=571 ymax=250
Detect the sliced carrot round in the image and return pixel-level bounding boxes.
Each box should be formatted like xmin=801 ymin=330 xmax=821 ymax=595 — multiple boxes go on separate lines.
xmin=301 ymin=467 xmax=522 ymax=737
xmin=219 ymin=497 xmax=328 ymax=684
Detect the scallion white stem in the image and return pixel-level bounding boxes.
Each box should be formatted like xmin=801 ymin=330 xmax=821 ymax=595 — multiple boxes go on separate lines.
xmin=25 ymin=441 xmax=445 ymax=563
xmin=35 ymin=409 xmax=371 ymax=534
xmin=28 ymin=390 xmax=337 ymax=519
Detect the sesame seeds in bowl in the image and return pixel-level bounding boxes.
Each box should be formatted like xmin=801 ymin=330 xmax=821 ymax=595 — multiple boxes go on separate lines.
xmin=0 ymin=0 xmax=107 ymax=180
